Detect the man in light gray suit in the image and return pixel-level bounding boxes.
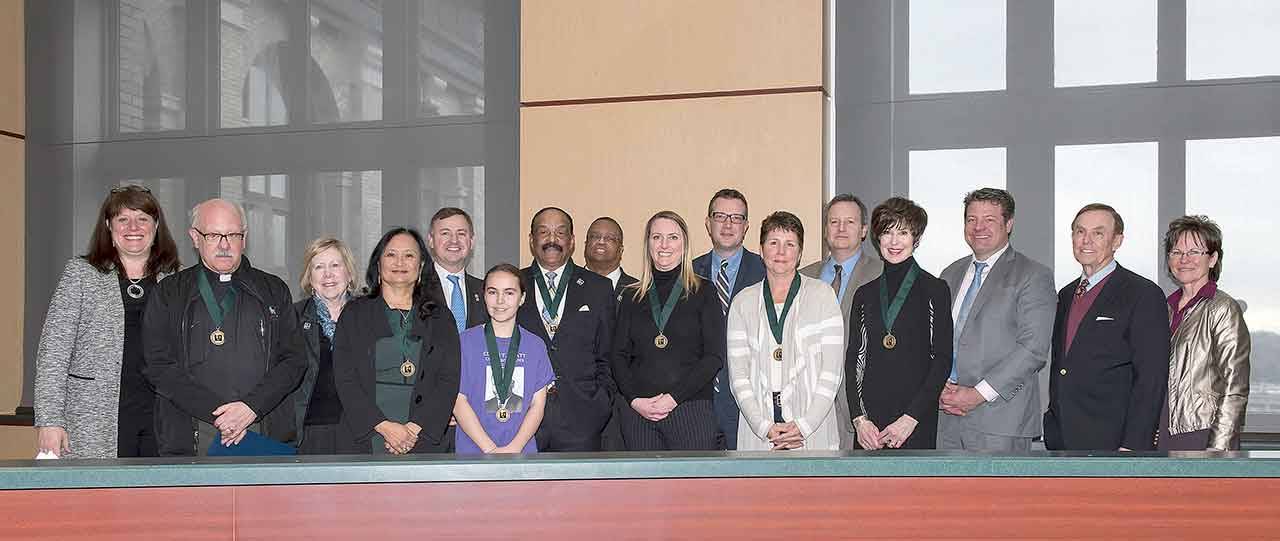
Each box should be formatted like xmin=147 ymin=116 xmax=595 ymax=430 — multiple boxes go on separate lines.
xmin=799 ymin=193 xmax=883 ymax=450
xmin=937 ymin=188 xmax=1055 ymax=451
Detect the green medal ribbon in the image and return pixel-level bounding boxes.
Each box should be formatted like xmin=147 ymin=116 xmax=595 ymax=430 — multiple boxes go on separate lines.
xmin=763 ymin=273 xmax=802 ymax=345
xmin=647 ymin=278 xmax=685 ymax=337
xmin=197 ymin=269 xmax=238 ymax=330
xmin=532 ymin=262 xmax=574 ymax=321
xmin=484 ymin=322 xmax=522 ymax=406
xmin=878 ymin=261 xmax=921 ymax=334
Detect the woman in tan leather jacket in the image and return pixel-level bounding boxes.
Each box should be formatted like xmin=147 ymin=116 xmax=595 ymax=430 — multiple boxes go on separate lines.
xmin=1159 ymin=216 xmax=1250 ymax=451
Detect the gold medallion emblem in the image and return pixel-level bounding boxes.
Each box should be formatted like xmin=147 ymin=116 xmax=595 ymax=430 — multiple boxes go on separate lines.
xmin=654 ymin=334 xmax=669 ymax=349
xmin=772 ymin=347 xmax=784 ymax=362
xmin=400 ymin=360 xmax=416 ymax=378
xmin=883 ymin=333 xmax=897 ymax=350
xmin=210 ymin=329 xmax=226 ymax=346
xmin=496 ymin=407 xmax=510 ymax=422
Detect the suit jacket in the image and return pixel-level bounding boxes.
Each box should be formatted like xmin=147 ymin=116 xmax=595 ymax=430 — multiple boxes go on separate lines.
xmin=940 ymin=247 xmax=1055 ymax=438
xmin=613 ymin=268 xmax=639 ymax=307
xmin=693 ymin=248 xmax=766 ymax=301
xmin=1045 ymin=264 xmax=1170 ymax=451
xmin=430 ymin=272 xmax=487 ymax=330
xmin=517 ymin=262 xmax=616 ymax=437
xmin=799 ymin=250 xmax=883 ymax=449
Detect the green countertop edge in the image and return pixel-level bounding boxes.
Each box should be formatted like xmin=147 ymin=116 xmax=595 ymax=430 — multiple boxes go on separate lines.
xmin=5 ymin=451 xmax=1280 ymax=490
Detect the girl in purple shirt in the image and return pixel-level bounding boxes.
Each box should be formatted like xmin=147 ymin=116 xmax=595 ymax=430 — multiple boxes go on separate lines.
xmin=453 ymin=263 xmax=555 ymax=454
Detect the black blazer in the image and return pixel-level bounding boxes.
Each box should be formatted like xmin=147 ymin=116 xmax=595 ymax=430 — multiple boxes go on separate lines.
xmin=430 ymin=272 xmax=488 ymax=330
xmin=613 ymin=269 xmax=639 ymax=307
xmin=516 ymin=263 xmax=616 ymax=428
xmin=1045 ymin=264 xmax=1170 ymax=451
xmin=332 ymin=295 xmax=461 ymax=452
xmin=692 ymin=248 xmax=766 ymax=302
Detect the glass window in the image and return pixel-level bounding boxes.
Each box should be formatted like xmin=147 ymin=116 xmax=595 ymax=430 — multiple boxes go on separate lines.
xmin=221 ymin=174 xmax=290 ymax=278
xmin=908 ymin=0 xmax=1005 ymax=94
xmin=310 ymin=0 xmax=383 ymax=123
xmin=119 ymin=0 xmax=187 ymax=132
xmin=1186 ymin=136 xmax=1280 ymax=426
xmin=908 ymin=148 xmax=1007 ymax=276
xmin=1053 ymin=142 xmax=1159 ymax=289
xmin=220 ymin=0 xmax=291 ymax=128
xmin=417 ymin=166 xmax=485 ymax=273
xmin=313 ymin=170 xmax=383 ymax=278
xmin=1054 ymin=0 xmax=1157 ymax=87
xmin=1187 ymin=0 xmax=1280 ymax=80
xmin=419 ymin=0 xmax=485 ymax=117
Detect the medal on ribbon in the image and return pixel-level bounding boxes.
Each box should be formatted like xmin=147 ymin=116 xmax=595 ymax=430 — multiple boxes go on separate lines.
xmin=485 ymin=321 xmax=522 ymax=423
xmin=197 ymin=270 xmax=237 ymax=347
xmin=533 ymin=263 xmax=573 ymax=338
xmin=878 ymin=261 xmax=920 ymax=351
xmin=648 ymin=277 xmax=684 ymax=349
xmin=763 ymin=274 xmax=801 ymax=362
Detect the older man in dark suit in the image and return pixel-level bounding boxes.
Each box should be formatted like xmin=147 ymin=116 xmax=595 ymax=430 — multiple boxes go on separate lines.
xmin=1045 ymin=203 xmax=1169 ymax=451
xmin=799 ymin=193 xmax=882 ymax=450
xmin=518 ymin=207 xmax=616 ymax=451
xmin=584 ymin=215 xmax=638 ymax=451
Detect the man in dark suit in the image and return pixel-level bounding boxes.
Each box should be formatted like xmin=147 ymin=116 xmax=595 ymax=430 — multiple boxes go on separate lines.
xmin=798 ymin=193 xmax=883 ymax=450
xmin=692 ymin=188 xmax=766 ymax=450
xmin=426 ymin=207 xmax=487 ymax=333
xmin=1045 ymin=203 xmax=1169 ymax=451
xmin=584 ymin=216 xmax=638 ymax=452
xmin=518 ymin=207 xmax=616 ymax=451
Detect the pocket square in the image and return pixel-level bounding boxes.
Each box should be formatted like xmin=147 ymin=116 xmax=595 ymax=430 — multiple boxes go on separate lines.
xmin=1095 ymin=316 xmax=1115 ymax=321
xmin=578 ymin=305 xmax=590 ymax=312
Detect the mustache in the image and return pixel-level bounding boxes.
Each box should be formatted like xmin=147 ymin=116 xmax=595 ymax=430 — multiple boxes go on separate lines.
xmin=540 ymin=242 xmax=563 ymax=252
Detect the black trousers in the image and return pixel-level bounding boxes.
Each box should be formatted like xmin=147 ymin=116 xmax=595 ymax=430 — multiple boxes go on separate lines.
xmin=619 ymin=399 xmax=718 ymax=451
xmin=536 ymin=387 xmax=607 ymax=452
xmin=298 ymin=423 xmax=362 ymax=455
xmin=117 ymin=409 xmax=157 ymax=458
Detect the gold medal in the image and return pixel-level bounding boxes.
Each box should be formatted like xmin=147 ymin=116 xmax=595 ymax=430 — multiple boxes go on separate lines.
xmin=772 ymin=347 xmax=783 ymax=362
xmin=400 ymin=360 xmax=416 ymax=378
xmin=210 ymin=329 xmax=226 ymax=346
xmin=496 ymin=407 xmax=510 ymax=423
xmin=654 ymin=334 xmax=669 ymax=349
xmin=548 ymin=323 xmax=559 ymax=335
xmin=883 ymin=333 xmax=897 ymax=350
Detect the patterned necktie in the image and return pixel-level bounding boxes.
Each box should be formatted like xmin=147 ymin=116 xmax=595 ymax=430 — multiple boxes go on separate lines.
xmin=1074 ymin=276 xmax=1090 ymax=298
xmin=447 ymin=274 xmax=466 ymax=334
xmin=715 ymin=260 xmax=731 ymax=315
xmin=950 ymin=261 xmax=988 ymax=382
xmin=542 ymin=271 xmax=558 ymax=322
xmin=830 ymin=263 xmax=844 ymax=298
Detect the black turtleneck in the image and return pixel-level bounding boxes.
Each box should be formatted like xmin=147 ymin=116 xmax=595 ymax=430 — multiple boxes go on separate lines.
xmin=881 ymin=256 xmax=914 ymax=294
xmin=611 ymin=265 xmax=726 ymax=404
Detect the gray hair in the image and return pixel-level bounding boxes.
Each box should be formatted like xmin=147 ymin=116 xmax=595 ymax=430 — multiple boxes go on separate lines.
xmin=190 ymin=198 xmax=248 ymax=231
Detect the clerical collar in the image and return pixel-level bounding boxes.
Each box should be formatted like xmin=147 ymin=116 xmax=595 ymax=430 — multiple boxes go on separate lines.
xmin=201 ymin=263 xmax=234 ymax=283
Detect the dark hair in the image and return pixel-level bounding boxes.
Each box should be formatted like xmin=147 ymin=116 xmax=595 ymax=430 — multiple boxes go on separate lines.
xmin=963 ymin=187 xmax=1015 ymax=222
xmin=484 ymin=263 xmax=527 ymax=297
xmin=429 ymin=207 xmax=474 ymax=233
xmin=590 ymin=216 xmax=624 ymax=243
xmin=530 ymin=207 xmax=574 ymax=235
xmin=870 ymin=197 xmax=929 ymax=250
xmin=1072 ymin=203 xmax=1125 ymax=235
xmin=84 ymin=185 xmax=181 ymax=276
xmin=706 ymin=188 xmax=749 ymax=218
xmin=1164 ymin=215 xmax=1223 ymax=282
xmin=759 ymin=211 xmax=805 ymax=252
xmin=823 ymin=193 xmax=868 ymax=226
xmin=364 ymin=227 xmax=444 ymax=320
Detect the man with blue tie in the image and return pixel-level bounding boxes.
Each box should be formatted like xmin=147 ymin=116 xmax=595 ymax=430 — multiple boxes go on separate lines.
xmin=427 ymin=207 xmax=487 ymax=333
xmin=693 ymin=188 xmax=766 ymax=450
xmin=798 ymin=193 xmax=883 ymax=450
xmin=937 ymin=188 xmax=1055 ymax=452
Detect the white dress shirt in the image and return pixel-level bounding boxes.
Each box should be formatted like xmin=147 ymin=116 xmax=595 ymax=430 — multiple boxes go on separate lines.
xmin=951 ymin=242 xmax=1010 ymax=402
xmin=434 ymin=262 xmax=467 ymax=311
xmin=534 ymin=262 xmax=569 ymax=322
xmin=605 ymin=267 xmax=622 ymax=290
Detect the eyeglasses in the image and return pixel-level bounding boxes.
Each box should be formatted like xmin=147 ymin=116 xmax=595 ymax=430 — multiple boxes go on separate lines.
xmin=193 ymin=228 xmax=246 ymax=245
xmin=586 ymin=234 xmax=620 ymax=244
xmin=710 ymin=212 xmax=747 ymax=225
xmin=1168 ymin=249 xmax=1210 ymax=259
xmin=111 ymin=185 xmax=152 ymax=194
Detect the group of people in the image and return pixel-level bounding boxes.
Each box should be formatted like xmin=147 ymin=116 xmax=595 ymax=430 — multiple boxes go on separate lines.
xmin=33 ymin=185 xmax=1250 ymax=459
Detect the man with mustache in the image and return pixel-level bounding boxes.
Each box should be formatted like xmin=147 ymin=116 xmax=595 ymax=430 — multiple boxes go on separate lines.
xmin=692 ymin=188 xmax=766 ymax=450
xmin=517 ymin=207 xmax=617 ymax=451
xmin=143 ymin=198 xmax=307 ymax=455
xmin=427 ymin=207 xmax=487 ymax=333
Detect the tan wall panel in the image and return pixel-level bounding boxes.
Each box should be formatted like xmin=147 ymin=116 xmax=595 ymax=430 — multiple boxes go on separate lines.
xmin=520 ymin=92 xmax=824 ymax=274
xmin=0 ymin=0 xmax=23 ymax=134
xmin=521 ymin=0 xmax=823 ymax=103
xmin=0 ymin=426 xmax=32 ymax=459
xmin=0 ymin=138 xmax=22 ymax=414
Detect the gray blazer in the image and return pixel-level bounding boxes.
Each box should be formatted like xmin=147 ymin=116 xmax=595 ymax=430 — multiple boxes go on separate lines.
xmin=33 ymin=258 xmax=167 ymax=458
xmin=800 ymin=249 xmax=883 ymax=450
xmin=940 ymin=247 xmax=1055 ymax=438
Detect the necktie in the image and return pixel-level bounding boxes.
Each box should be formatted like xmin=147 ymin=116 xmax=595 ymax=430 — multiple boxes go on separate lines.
xmin=715 ymin=260 xmax=731 ymax=315
xmin=830 ymin=263 xmax=844 ymax=298
xmin=1075 ymin=276 xmax=1090 ymax=298
xmin=448 ymin=274 xmax=466 ymax=334
xmin=950 ymin=261 xmax=988 ymax=382
xmin=543 ymin=271 xmax=557 ymax=322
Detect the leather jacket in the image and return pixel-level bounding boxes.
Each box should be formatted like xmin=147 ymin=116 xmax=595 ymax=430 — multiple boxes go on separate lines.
xmin=1167 ymin=288 xmax=1250 ymax=450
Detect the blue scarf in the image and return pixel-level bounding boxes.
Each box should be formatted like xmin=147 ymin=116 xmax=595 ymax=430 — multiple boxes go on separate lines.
xmin=313 ymin=294 xmax=345 ymax=349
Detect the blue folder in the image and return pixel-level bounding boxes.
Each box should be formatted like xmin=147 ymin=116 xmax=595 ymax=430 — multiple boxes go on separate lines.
xmin=207 ymin=430 xmax=297 ymax=457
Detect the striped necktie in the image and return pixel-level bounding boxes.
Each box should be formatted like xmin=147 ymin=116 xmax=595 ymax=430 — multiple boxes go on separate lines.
xmin=715 ymin=260 xmax=731 ymax=315
xmin=830 ymin=263 xmax=843 ymax=297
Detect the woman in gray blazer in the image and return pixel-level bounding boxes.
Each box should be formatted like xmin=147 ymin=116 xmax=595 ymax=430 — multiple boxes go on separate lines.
xmin=34 ymin=186 xmax=181 ymax=458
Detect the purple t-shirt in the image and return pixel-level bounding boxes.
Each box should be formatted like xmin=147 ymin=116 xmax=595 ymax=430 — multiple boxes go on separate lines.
xmin=455 ymin=325 xmax=556 ymax=455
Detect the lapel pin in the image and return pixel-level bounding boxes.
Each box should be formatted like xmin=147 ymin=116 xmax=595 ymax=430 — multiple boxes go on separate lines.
xmin=303 ymin=322 xmax=311 ymax=330
xmin=576 ymin=278 xmax=584 ymax=286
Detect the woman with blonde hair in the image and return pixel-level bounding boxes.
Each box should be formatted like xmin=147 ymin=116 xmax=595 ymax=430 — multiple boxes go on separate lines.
xmin=290 ymin=237 xmax=362 ymax=454
xmin=611 ymin=210 xmax=725 ymax=450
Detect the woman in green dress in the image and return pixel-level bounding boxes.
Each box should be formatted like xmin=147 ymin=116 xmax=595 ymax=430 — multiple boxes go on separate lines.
xmin=334 ymin=227 xmax=461 ymax=454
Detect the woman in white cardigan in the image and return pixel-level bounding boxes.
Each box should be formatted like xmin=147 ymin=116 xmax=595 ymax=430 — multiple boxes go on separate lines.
xmin=728 ymin=211 xmax=845 ymax=451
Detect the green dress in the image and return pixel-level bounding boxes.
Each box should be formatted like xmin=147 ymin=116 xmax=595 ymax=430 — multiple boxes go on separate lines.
xmin=372 ymin=305 xmax=422 ymax=455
